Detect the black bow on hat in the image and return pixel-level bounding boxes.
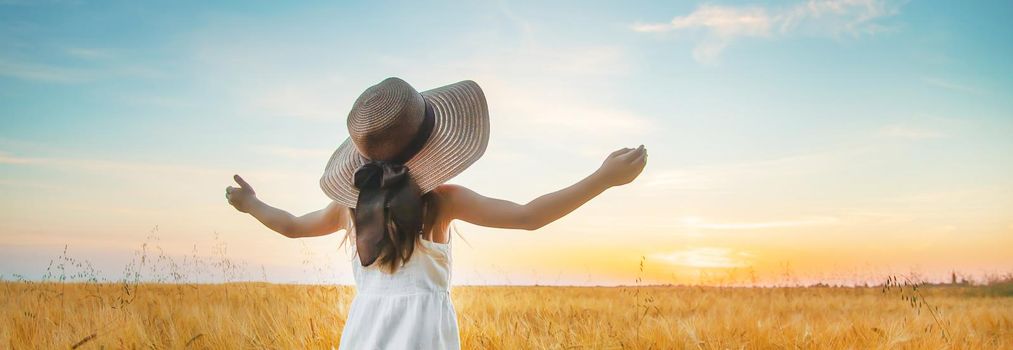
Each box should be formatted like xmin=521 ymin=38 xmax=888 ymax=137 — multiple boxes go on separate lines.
xmin=351 ymin=101 xmax=435 ymax=266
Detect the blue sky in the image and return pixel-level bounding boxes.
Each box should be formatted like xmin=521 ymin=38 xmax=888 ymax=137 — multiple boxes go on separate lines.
xmin=1 ymin=0 xmax=1011 ymax=285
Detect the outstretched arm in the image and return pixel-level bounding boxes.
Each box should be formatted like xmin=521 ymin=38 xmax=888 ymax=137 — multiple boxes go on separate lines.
xmin=226 ymin=175 xmax=347 ymax=238
xmin=441 ymin=145 xmax=647 ymax=230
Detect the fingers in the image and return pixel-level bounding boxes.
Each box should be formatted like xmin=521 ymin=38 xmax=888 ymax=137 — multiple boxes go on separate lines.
xmin=609 ymin=147 xmax=633 ymax=158
xmin=234 ymin=174 xmax=251 ymax=190
xmin=631 ymin=146 xmax=646 ymax=161
xmin=617 ymin=145 xmax=644 ymax=162
xmin=620 ymin=146 xmax=647 ymax=172
xmin=612 ymin=145 xmax=646 ymax=159
xmin=630 ymin=150 xmax=647 ymax=169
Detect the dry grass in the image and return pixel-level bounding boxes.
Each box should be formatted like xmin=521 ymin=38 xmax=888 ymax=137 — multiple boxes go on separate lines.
xmin=1 ymin=281 xmax=1011 ymax=349
xmin=3 ymin=232 xmax=1010 ymax=348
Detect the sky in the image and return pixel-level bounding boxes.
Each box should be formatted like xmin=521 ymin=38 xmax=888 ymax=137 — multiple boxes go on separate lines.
xmin=1 ymin=0 xmax=1011 ymax=286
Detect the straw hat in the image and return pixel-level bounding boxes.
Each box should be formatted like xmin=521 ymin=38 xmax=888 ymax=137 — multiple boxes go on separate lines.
xmin=320 ymin=77 xmax=490 ymax=208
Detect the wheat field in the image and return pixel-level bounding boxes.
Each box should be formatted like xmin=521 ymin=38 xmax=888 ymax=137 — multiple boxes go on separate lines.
xmin=2 ymin=281 xmax=1011 ymax=349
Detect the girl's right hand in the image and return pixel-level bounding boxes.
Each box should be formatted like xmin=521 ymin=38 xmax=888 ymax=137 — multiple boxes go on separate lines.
xmin=595 ymin=145 xmax=648 ymax=187
xmin=226 ymin=174 xmax=258 ymax=213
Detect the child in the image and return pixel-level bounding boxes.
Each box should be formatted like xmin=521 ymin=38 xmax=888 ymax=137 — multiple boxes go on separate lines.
xmin=226 ymin=77 xmax=647 ymax=349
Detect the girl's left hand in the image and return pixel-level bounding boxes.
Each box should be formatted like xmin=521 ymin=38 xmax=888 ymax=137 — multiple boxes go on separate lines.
xmin=594 ymin=145 xmax=648 ymax=187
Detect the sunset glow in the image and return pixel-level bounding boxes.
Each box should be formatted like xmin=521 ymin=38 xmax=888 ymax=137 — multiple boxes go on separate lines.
xmin=1 ymin=0 xmax=1011 ymax=286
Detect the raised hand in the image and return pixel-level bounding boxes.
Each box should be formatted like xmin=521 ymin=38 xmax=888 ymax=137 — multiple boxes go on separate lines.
xmin=440 ymin=144 xmax=650 ymax=231
xmin=594 ymin=145 xmax=648 ymax=187
xmin=226 ymin=174 xmax=257 ymax=213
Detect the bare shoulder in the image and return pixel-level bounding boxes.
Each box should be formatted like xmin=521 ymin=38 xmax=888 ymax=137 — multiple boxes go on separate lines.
xmin=426 ymin=185 xmax=467 ymax=243
xmin=324 ymin=200 xmax=347 ymax=214
xmin=431 ymin=184 xmax=475 ymax=219
xmin=433 ymin=183 xmax=472 ymax=198
xmin=324 ymin=200 xmax=347 ymax=211
xmin=323 ymin=200 xmax=349 ymax=226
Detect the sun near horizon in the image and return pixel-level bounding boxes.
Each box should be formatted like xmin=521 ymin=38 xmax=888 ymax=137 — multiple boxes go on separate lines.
xmin=1 ymin=0 xmax=1012 ymax=286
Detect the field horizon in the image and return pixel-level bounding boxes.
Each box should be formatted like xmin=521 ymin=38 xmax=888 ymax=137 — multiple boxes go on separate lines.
xmin=5 ymin=228 xmax=1010 ymax=289
xmin=3 ymin=235 xmax=1011 ymax=348
xmin=3 ymin=281 xmax=1011 ymax=349
xmin=3 ymin=232 xmax=1011 ymax=348
xmin=3 ymin=240 xmax=1011 ymax=348
xmin=3 ymin=0 xmax=1012 ymax=348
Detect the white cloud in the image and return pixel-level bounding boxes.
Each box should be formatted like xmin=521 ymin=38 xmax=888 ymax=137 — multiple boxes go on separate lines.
xmin=633 ymin=4 xmax=772 ymax=62
xmin=777 ymin=0 xmax=902 ymax=35
xmin=633 ymin=5 xmax=772 ymax=36
xmin=651 ymin=247 xmax=753 ymax=268
xmin=633 ymin=0 xmax=904 ymax=63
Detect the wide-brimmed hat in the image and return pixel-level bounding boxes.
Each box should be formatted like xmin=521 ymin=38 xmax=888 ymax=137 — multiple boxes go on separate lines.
xmin=320 ymin=77 xmax=490 ymax=208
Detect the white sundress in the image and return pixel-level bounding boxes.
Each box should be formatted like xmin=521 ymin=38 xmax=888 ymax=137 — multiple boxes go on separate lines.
xmin=338 ymin=238 xmax=460 ymax=350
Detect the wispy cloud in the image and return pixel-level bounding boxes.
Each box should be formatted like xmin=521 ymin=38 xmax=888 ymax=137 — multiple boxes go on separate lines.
xmin=643 ymin=149 xmax=864 ymax=191
xmin=252 ymin=83 xmax=348 ymax=120
xmin=680 ymin=216 xmax=840 ymax=230
xmin=63 ymin=47 xmax=116 ymax=60
xmin=0 ymin=59 xmax=92 ymax=83
xmin=0 ymin=151 xmax=45 ymax=165
xmin=381 ymin=42 xmax=653 ymax=156
xmin=921 ymin=77 xmax=980 ymax=94
xmin=0 ymin=57 xmax=163 ymax=83
xmin=632 ymin=0 xmax=904 ymax=63
xmin=651 ymin=247 xmax=753 ymax=268
xmin=464 ymin=46 xmax=650 ymax=143
xmin=251 ymin=145 xmax=333 ymax=160
xmin=496 ymin=0 xmax=534 ymax=36
xmin=187 ymin=33 xmax=355 ymax=121
xmin=0 ymin=150 xmax=217 ymax=176
xmin=631 ymin=5 xmax=771 ymax=34
xmin=0 ymin=147 xmax=320 ymax=187
xmin=876 ymin=124 xmax=948 ymax=140
xmin=486 ymin=80 xmax=653 ymax=137
xmin=0 ymin=178 xmax=62 ymax=190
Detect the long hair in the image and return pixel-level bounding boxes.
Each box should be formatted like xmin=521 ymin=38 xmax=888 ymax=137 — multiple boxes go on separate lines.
xmin=345 ymin=190 xmax=442 ymax=273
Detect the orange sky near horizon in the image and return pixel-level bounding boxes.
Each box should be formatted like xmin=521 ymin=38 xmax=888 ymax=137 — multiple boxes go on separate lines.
xmin=2 ymin=0 xmax=1012 ymax=286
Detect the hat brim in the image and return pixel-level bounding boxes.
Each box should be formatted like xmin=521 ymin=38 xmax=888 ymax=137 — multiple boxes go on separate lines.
xmin=320 ymin=80 xmax=490 ymax=208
